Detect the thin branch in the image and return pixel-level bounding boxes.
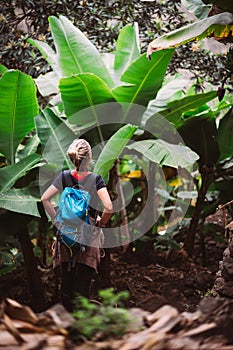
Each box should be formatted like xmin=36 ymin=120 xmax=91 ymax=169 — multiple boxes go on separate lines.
xmin=218 ymin=199 xmax=233 ymax=210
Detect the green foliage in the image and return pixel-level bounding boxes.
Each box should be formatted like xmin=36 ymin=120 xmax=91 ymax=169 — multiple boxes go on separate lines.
xmin=154 ymin=233 xmax=181 ymax=251
xmin=216 ymin=106 xmax=233 ymax=161
xmin=196 ymin=289 xmax=218 ymax=298
xmin=35 ymin=108 xmax=76 ymax=169
xmin=0 ymin=1 xmax=232 ymax=298
xmin=114 ymin=23 xmax=140 ymax=78
xmin=48 ymin=15 xmax=114 ymax=87
xmin=127 ymin=139 xmax=199 ymax=168
xmin=144 ymin=90 xmax=218 ymax=128
xmin=0 ymin=240 xmax=23 ymax=276
xmin=181 ymin=0 xmax=211 ymax=20
xmin=1 ymin=0 xmax=183 ymax=75
xmin=113 ymin=49 xmax=174 ymax=121
xmin=59 ymin=73 xmax=116 ymax=118
xmin=71 ymin=288 xmax=131 ymax=341
xmin=0 ymin=11 xmax=231 ymax=262
xmin=0 ymin=154 xmax=41 ymax=192
xmin=94 ymin=124 xmax=138 ymax=180
xmin=147 ymin=12 xmax=233 ymax=54
xmin=1 ymin=0 xmax=229 ymax=88
xmin=0 ymin=65 xmax=8 ymax=75
xmin=0 ymin=32 xmax=50 ymax=77
xmin=0 ymin=70 xmax=39 ymax=164
xmin=0 ymin=188 xmax=41 ymax=217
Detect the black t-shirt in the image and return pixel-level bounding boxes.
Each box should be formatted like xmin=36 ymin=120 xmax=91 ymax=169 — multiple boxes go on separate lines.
xmin=52 ymin=170 xmax=106 ymax=218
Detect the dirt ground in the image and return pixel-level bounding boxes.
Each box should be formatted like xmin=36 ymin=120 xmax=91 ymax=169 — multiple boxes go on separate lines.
xmin=95 ymin=239 xmax=225 ymax=313
xmin=90 ymin=210 xmax=228 ymax=314
xmin=0 ymin=211 xmax=229 ymax=314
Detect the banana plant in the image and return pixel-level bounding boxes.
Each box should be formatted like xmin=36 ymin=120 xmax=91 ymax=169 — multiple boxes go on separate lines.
xmin=144 ymin=1 xmax=233 ymax=256
xmin=28 ymin=16 xmax=174 ymax=121
xmin=0 ymin=69 xmax=42 ymax=217
xmin=28 ymin=16 xmax=223 ymax=213
xmin=147 ymin=12 xmax=233 ymax=56
xmin=0 ymin=70 xmax=39 ymax=164
xmin=0 ymin=64 xmax=7 ymax=75
xmin=0 ymin=70 xmax=47 ymax=304
xmin=127 ymin=139 xmax=199 ymax=168
xmin=35 ymin=108 xmax=76 ymax=169
xmin=94 ymin=124 xmax=138 ymax=180
xmin=27 ymin=14 xmax=114 ymax=97
xmin=114 ymin=22 xmax=140 ymax=82
xmin=1 ymin=17 xmax=229 ymax=222
xmin=29 ymin=15 xmax=222 ymax=142
xmin=178 ymin=106 xmax=233 ymax=256
xmin=0 ymin=15 xmax=224 ymax=282
xmin=143 ymin=90 xmax=218 ymax=129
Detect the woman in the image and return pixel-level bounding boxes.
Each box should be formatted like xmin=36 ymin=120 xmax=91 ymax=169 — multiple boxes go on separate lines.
xmin=41 ymin=139 xmax=113 ymax=311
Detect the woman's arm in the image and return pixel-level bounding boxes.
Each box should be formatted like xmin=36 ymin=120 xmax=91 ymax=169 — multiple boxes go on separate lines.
xmin=96 ymin=187 xmax=113 ymax=227
xmin=41 ymin=185 xmax=60 ymax=222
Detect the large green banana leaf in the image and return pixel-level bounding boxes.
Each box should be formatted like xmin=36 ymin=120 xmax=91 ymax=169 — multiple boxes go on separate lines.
xmin=35 ymin=108 xmax=76 ymax=169
xmin=114 ymin=23 xmax=140 ymax=80
xmin=164 ymin=91 xmax=217 ymax=126
xmin=112 ymin=50 xmax=174 ymax=122
xmin=27 ymin=39 xmax=60 ymax=75
xmin=148 ymin=76 xmax=191 ymax=108
xmin=144 ymin=90 xmax=217 ymax=129
xmin=127 ymin=139 xmax=199 ymax=168
xmin=48 ymin=15 xmax=114 ymax=87
xmin=0 ymin=64 xmax=7 ymax=74
xmin=94 ymin=124 xmax=137 ymax=180
xmin=17 ymin=134 xmax=40 ymax=160
xmin=0 ymin=154 xmax=41 ymax=192
xmin=216 ymin=107 xmax=233 ymax=161
xmin=179 ymin=116 xmax=219 ymax=166
xmin=35 ymin=71 xmax=59 ymax=97
xmin=59 ymin=73 xmax=117 ymax=123
xmin=147 ymin=12 xmax=233 ymax=55
xmin=0 ymin=188 xmax=40 ymax=217
xmin=27 ymin=39 xmax=61 ymax=96
xmin=182 ymin=0 xmax=210 ymax=20
xmin=0 ymin=70 xmax=39 ymax=164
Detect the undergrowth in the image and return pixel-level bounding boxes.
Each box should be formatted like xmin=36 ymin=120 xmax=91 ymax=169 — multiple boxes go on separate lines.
xmin=70 ymin=288 xmax=132 ymax=342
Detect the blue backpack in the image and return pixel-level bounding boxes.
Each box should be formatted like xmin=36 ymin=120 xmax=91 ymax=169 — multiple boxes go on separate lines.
xmin=54 ymin=172 xmax=96 ymax=252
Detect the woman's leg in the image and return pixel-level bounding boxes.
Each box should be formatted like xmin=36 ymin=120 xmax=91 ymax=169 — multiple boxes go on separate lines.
xmin=74 ymin=263 xmax=95 ymax=298
xmin=61 ymin=262 xmax=75 ymax=311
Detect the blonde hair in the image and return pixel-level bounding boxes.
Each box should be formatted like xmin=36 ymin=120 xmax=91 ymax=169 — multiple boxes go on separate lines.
xmin=67 ymin=139 xmax=92 ymax=171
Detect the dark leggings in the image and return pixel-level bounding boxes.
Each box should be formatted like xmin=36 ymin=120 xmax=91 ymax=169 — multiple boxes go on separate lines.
xmin=61 ymin=262 xmax=95 ymax=312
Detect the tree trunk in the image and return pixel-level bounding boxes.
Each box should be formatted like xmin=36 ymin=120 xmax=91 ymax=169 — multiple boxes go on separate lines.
xmin=18 ymin=226 xmax=45 ymax=311
xmin=184 ymin=166 xmax=213 ymax=257
xmin=115 ymin=161 xmax=130 ymax=250
xmin=107 ymin=160 xmax=130 ymax=249
xmin=36 ymin=202 xmax=48 ymax=267
xmin=145 ymin=161 xmax=156 ymax=238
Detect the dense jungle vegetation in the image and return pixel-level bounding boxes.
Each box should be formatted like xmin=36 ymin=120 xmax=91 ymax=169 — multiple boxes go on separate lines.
xmin=0 ymin=1 xmax=233 ymax=341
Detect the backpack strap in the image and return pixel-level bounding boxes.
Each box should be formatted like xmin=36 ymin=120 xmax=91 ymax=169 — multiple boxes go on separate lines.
xmin=61 ymin=171 xmax=66 ymax=189
xmin=55 ymin=171 xmax=67 ymax=259
xmin=61 ymin=170 xmax=79 ymax=189
xmin=70 ymin=172 xmax=99 ymax=220
xmin=69 ymin=171 xmax=97 ymax=191
xmin=87 ymin=173 xmax=99 ymax=220
xmin=62 ymin=170 xmax=98 ymax=198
